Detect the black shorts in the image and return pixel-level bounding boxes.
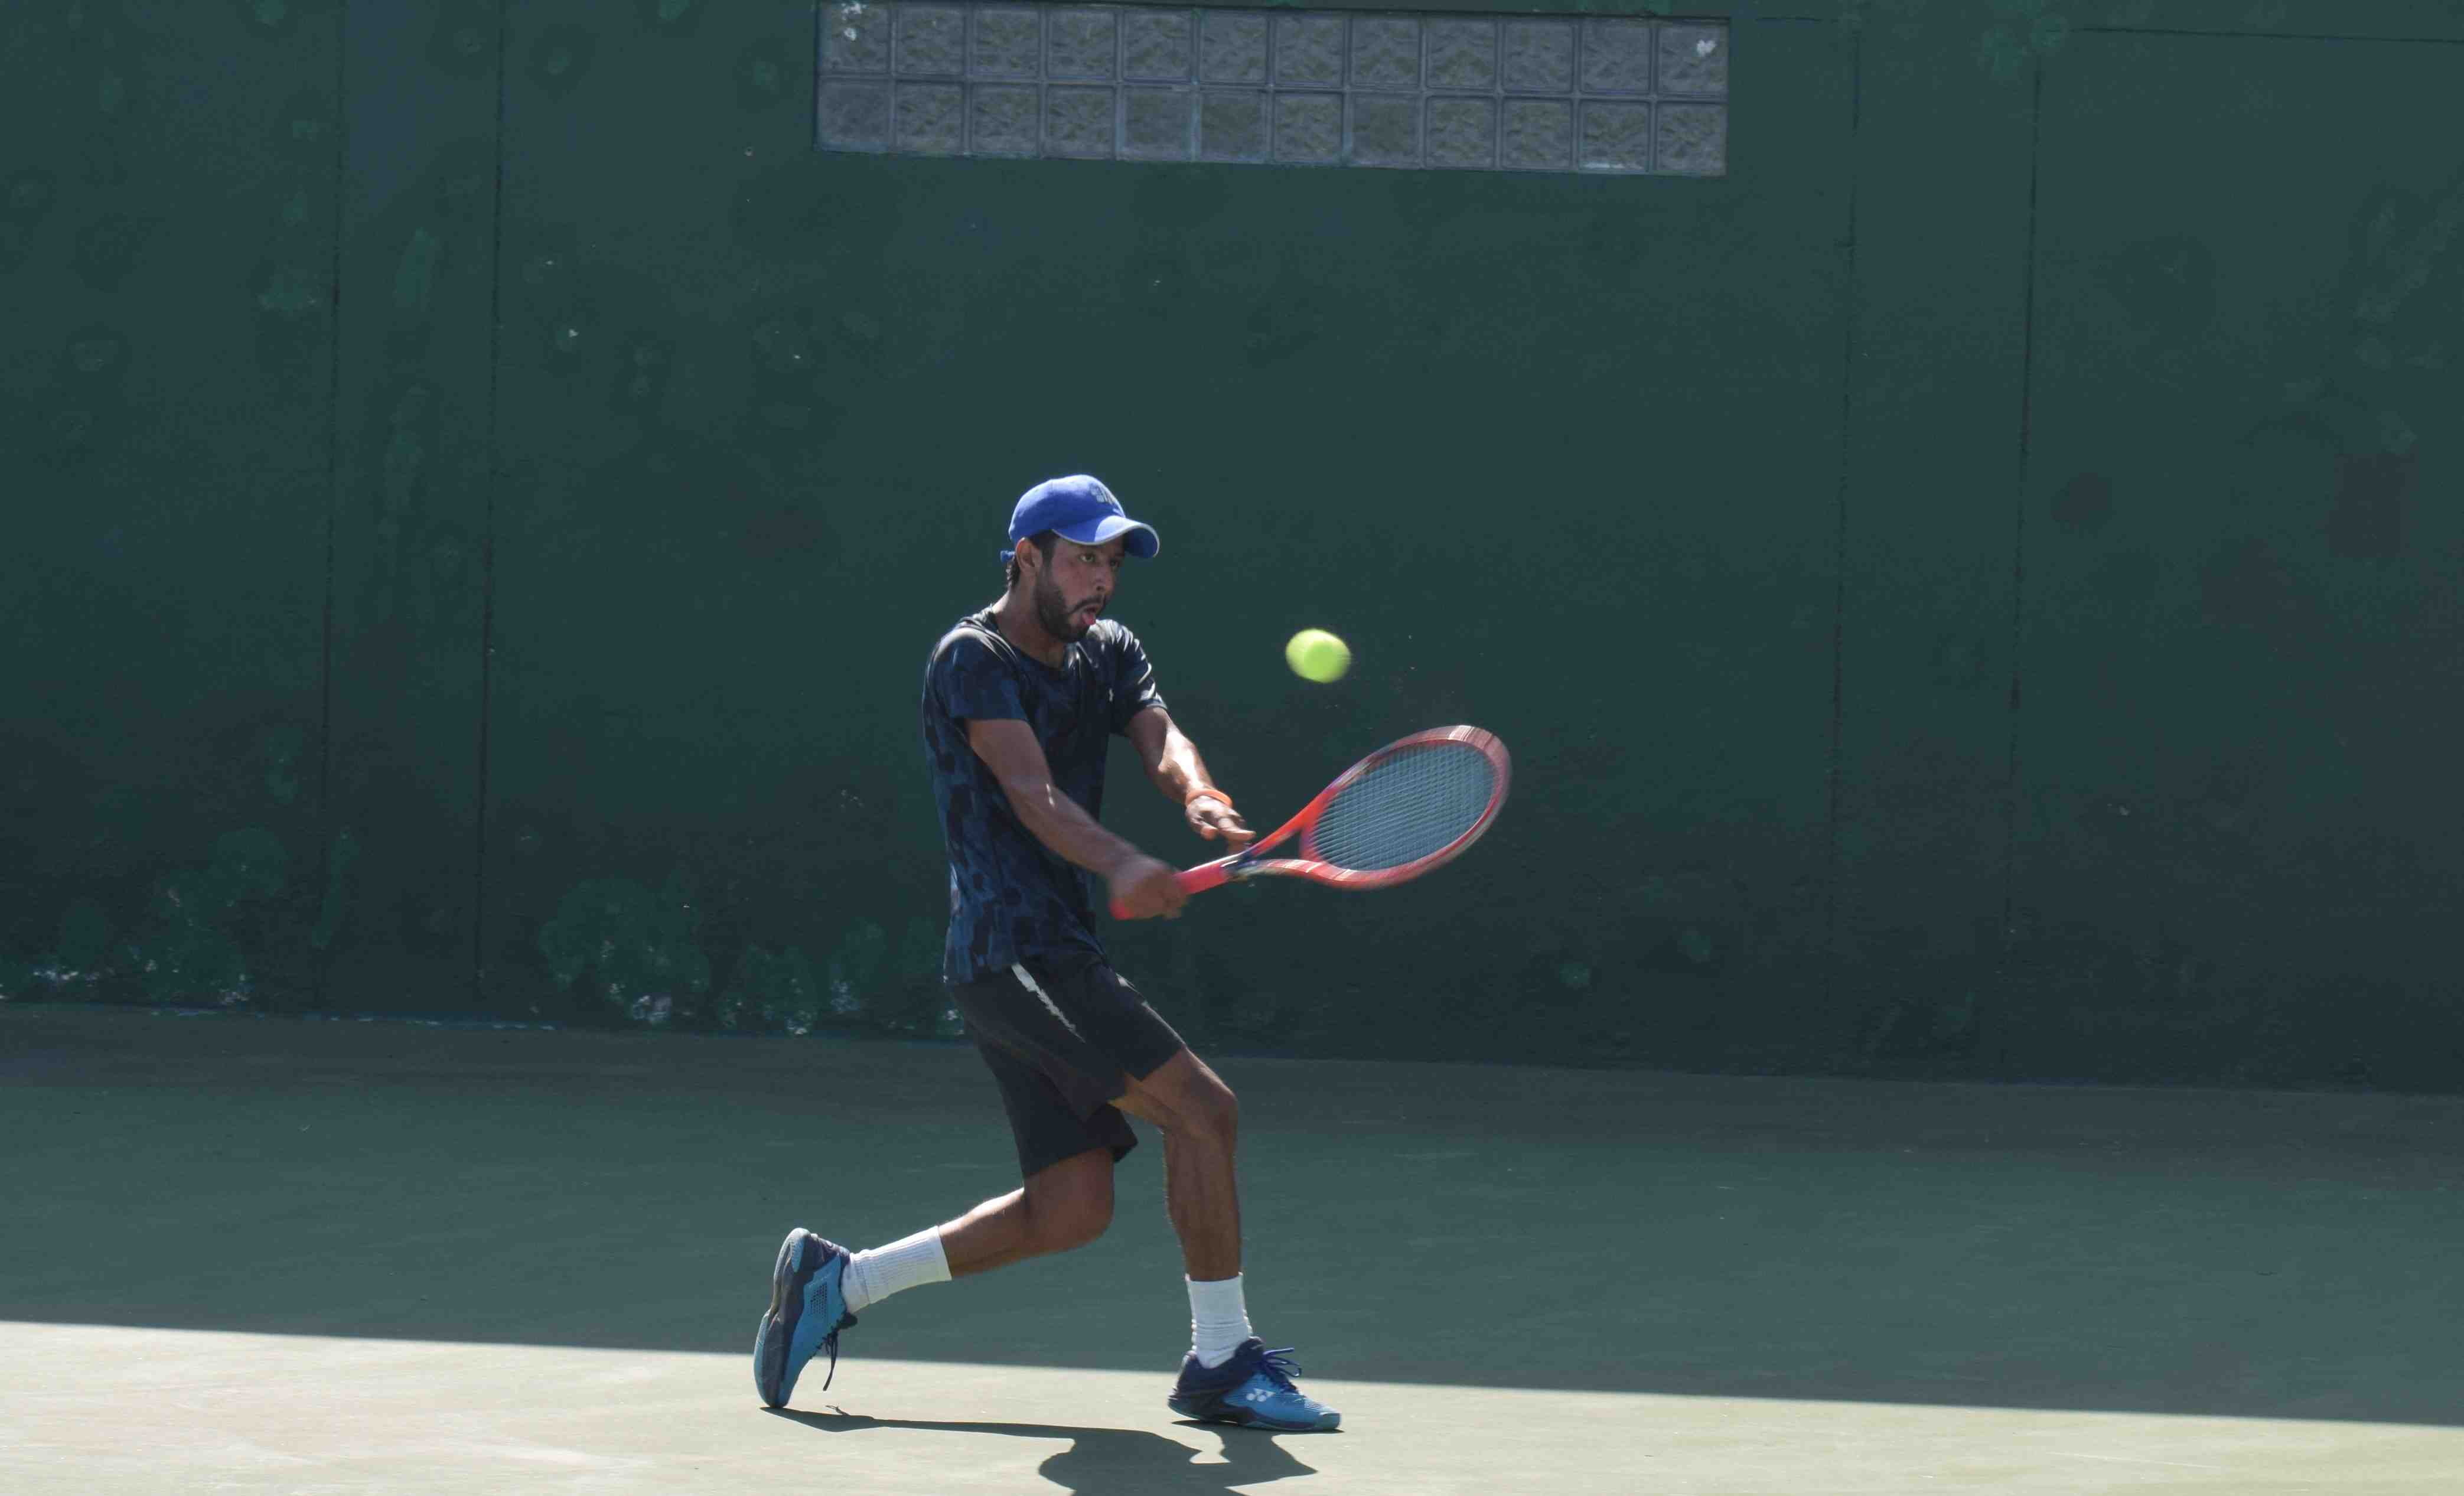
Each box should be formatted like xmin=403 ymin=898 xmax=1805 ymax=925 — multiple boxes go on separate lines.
xmin=948 ymin=954 xmax=1187 ymax=1181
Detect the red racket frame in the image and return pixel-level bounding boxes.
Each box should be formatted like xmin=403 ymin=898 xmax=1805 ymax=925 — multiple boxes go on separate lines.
xmin=1111 ymin=725 xmax=1511 ymax=918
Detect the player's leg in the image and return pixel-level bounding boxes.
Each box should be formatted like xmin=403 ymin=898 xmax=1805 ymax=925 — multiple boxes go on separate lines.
xmin=1116 ymin=1045 xmax=1339 ymax=1432
xmin=755 ymin=956 xmax=1159 ymax=1408
xmin=1113 ymin=1049 xmax=1240 ymax=1280
xmin=755 ymin=1143 xmax=1113 ymax=1410
xmin=939 ymin=1144 xmax=1115 ymax=1276
xmin=834 ymin=1143 xmax=1110 ymax=1326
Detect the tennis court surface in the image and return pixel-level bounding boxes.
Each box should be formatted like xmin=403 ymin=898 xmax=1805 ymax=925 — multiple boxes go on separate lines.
xmin=6 ymin=1006 xmax=2459 ymax=1494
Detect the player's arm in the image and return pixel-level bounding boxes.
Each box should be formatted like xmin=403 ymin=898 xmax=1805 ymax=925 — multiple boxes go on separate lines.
xmin=1125 ymin=706 xmax=1253 ymax=850
xmin=966 ymin=717 xmax=1187 ymax=919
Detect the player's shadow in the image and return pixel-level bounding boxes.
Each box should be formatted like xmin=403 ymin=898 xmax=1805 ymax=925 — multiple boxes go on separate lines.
xmin=768 ymin=1408 xmax=1320 ymax=1494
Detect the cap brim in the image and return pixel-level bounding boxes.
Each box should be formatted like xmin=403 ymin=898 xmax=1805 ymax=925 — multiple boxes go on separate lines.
xmin=1053 ymin=514 xmax=1160 ymax=559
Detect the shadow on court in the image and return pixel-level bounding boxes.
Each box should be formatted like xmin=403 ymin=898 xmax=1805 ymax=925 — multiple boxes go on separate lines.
xmin=766 ymin=1409 xmax=1320 ymax=1494
xmin=6 ymin=1006 xmax=2462 ymax=1427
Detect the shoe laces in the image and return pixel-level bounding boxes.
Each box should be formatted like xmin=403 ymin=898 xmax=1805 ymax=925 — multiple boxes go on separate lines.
xmin=1256 ymin=1348 xmax=1305 ymax=1393
xmin=817 ymin=1312 xmax=856 ymax=1392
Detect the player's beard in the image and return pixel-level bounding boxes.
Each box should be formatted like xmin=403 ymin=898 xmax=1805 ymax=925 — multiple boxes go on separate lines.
xmin=1033 ymin=567 xmax=1100 ymax=641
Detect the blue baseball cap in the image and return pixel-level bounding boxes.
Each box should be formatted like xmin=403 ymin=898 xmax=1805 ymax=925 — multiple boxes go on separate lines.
xmin=1001 ymin=474 xmax=1159 ymax=563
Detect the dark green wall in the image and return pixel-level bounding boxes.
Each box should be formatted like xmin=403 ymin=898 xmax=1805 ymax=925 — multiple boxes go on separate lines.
xmin=6 ymin=1 xmax=2460 ymax=1091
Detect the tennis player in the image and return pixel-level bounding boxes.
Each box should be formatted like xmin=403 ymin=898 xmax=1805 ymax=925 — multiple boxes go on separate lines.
xmin=754 ymin=475 xmax=1339 ymax=1432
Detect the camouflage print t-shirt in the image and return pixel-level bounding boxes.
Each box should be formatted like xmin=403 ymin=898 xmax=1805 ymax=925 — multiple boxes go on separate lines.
xmin=920 ymin=607 xmax=1165 ymax=984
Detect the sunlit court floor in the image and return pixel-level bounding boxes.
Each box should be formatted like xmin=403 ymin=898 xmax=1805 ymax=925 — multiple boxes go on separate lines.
xmin=7 ymin=1328 xmax=2458 ymax=1495
xmin=5 ymin=1008 xmax=2462 ymax=1494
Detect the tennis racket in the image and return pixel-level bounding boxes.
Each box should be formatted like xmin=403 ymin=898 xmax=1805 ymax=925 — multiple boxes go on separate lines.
xmin=1111 ymin=725 xmax=1511 ymax=918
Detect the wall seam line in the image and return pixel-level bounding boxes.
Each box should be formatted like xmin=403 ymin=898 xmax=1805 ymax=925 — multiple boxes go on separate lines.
xmin=474 ymin=0 xmax=512 ymax=1009
xmin=1997 ymin=55 xmax=2047 ymax=1060
xmin=1822 ymin=20 xmax=1862 ymax=1015
xmin=313 ymin=3 xmax=348 ymax=1011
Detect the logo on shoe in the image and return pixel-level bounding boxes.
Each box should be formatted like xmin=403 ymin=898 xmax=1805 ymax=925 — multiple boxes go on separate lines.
xmin=1241 ymin=1387 xmax=1274 ymax=1404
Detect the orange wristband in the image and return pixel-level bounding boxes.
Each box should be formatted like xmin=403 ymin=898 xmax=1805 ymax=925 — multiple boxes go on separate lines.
xmin=1184 ymin=787 xmax=1233 ymax=810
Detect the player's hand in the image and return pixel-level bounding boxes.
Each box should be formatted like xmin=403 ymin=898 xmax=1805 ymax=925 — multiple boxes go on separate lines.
xmin=1108 ymin=853 xmax=1188 ymax=920
xmin=1185 ymin=792 xmax=1253 ymax=850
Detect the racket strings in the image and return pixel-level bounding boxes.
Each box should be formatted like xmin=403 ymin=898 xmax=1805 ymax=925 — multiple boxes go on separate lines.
xmin=1306 ymin=743 xmax=1498 ymax=873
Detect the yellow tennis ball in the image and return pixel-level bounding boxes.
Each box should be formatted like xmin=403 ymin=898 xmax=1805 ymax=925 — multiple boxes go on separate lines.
xmin=1285 ymin=628 xmax=1351 ymax=683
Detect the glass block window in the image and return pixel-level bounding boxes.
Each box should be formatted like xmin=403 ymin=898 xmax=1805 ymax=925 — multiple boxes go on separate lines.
xmin=816 ymin=4 xmax=1728 ymax=175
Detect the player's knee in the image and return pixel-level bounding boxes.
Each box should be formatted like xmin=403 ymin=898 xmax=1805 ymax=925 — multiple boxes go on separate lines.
xmin=1032 ymin=1190 xmax=1112 ymax=1254
xmin=1022 ymin=1156 xmax=1114 ymax=1254
xmin=1183 ymin=1078 xmax=1238 ymax=1143
xmin=1065 ymin=1191 xmax=1114 ymax=1250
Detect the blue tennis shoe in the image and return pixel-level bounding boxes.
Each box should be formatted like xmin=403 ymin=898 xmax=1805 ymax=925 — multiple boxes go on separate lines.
xmin=754 ymin=1227 xmax=857 ymax=1408
xmin=1168 ymin=1339 xmax=1341 ymax=1431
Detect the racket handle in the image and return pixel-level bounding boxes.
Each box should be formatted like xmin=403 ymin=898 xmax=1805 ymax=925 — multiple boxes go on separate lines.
xmin=1108 ymin=860 xmax=1236 ymax=919
xmin=1176 ymin=862 xmax=1234 ymax=896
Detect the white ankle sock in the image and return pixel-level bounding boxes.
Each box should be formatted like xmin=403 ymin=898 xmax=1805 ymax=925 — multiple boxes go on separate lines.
xmin=843 ymin=1227 xmax=951 ymax=1315
xmin=1188 ymin=1274 xmax=1254 ymax=1368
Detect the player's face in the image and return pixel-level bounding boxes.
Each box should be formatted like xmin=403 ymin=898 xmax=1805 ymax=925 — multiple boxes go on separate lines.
xmin=1031 ymin=536 xmax=1127 ymax=641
